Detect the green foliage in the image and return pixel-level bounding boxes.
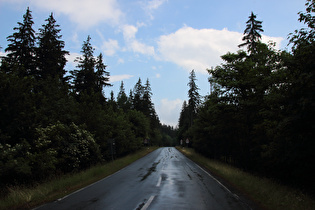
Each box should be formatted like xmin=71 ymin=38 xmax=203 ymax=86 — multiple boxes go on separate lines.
xmin=37 ymin=13 xmax=68 ymax=81
xmin=0 ymin=140 xmax=32 ymax=185
xmin=5 ymin=7 xmax=36 ymax=77
xmin=191 ymin=4 xmax=315 ymax=193
xmin=0 ymin=8 xmax=166 ymax=190
xmin=35 ymin=122 xmax=102 ymax=173
xmin=177 ymin=70 xmax=201 ymax=142
xmin=238 ymin=11 xmax=264 ymax=53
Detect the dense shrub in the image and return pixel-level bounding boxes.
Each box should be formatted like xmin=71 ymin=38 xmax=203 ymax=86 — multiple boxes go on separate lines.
xmin=34 ymin=122 xmax=102 ymax=173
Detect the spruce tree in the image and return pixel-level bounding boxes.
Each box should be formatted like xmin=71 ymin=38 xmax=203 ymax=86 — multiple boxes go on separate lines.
xmin=187 ymin=70 xmax=200 ymax=126
xmin=133 ymin=78 xmax=144 ymax=111
xmin=37 ymin=13 xmax=68 ymax=82
xmin=5 ymin=7 xmax=36 ymax=76
xmin=238 ymin=12 xmax=264 ymax=53
xmin=143 ymin=78 xmax=154 ymax=117
xmin=72 ymin=36 xmax=96 ymax=95
xmin=117 ymin=81 xmax=129 ymax=111
xmin=177 ymin=100 xmax=190 ymax=140
xmin=95 ymin=53 xmax=111 ymax=94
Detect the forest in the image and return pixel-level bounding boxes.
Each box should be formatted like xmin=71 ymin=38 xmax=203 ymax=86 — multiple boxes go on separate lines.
xmin=1 ymin=0 xmax=314 ymax=198
xmin=178 ymin=0 xmax=315 ymax=193
xmin=0 ymin=8 xmax=177 ymax=192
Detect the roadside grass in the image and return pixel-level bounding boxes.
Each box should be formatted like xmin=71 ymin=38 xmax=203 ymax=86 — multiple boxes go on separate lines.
xmin=0 ymin=147 xmax=158 ymax=210
xmin=178 ymin=147 xmax=315 ymax=210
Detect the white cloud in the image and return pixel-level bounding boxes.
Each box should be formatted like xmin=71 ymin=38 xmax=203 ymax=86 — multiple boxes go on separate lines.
xmin=121 ymin=24 xmax=155 ymax=56
xmin=142 ymin=0 xmax=168 ymax=20
xmin=155 ymin=73 xmax=161 ymax=78
xmin=262 ymin=35 xmax=283 ymax=49
xmin=102 ymin=39 xmax=119 ymax=56
xmin=30 ymin=0 xmax=123 ymax=28
xmin=157 ymin=26 xmax=283 ymax=74
xmin=146 ymin=0 xmax=167 ymax=10
xmin=130 ymin=40 xmax=155 ymax=56
xmin=156 ymin=98 xmax=183 ymax=127
xmin=65 ymin=52 xmax=81 ymax=68
xmin=110 ymin=74 xmax=134 ymax=83
xmin=117 ymin=58 xmax=124 ymax=64
xmin=122 ymin=24 xmax=138 ymax=41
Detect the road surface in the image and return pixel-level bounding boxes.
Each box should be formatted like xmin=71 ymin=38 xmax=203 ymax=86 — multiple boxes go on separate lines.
xmin=35 ymin=147 xmax=252 ymax=210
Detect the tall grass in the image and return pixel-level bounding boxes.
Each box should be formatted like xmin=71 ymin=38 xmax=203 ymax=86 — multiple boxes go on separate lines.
xmin=178 ymin=147 xmax=315 ymax=210
xmin=0 ymin=147 xmax=157 ymax=210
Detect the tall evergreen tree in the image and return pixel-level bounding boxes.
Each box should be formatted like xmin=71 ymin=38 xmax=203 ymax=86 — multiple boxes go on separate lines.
xmin=5 ymin=7 xmax=36 ymax=76
xmin=187 ymin=70 xmax=200 ymax=126
xmin=37 ymin=13 xmax=68 ymax=82
xmin=133 ymin=78 xmax=144 ymax=111
xmin=238 ymin=12 xmax=264 ymax=53
xmin=143 ymin=78 xmax=155 ymax=117
xmin=95 ymin=53 xmax=111 ymax=94
xmin=177 ymin=100 xmax=190 ymax=140
xmin=117 ymin=81 xmax=129 ymax=111
xmin=71 ymin=36 xmax=96 ymax=95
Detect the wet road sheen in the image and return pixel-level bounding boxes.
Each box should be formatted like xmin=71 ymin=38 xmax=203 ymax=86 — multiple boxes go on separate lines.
xmin=36 ymin=147 xmax=251 ymax=210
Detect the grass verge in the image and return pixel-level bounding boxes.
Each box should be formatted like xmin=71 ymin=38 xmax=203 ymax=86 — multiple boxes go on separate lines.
xmin=177 ymin=147 xmax=315 ymax=210
xmin=0 ymin=147 xmax=158 ymax=210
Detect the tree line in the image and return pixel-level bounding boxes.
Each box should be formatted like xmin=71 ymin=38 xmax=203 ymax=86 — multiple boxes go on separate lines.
xmin=178 ymin=0 xmax=315 ymax=193
xmin=0 ymin=8 xmax=176 ymax=191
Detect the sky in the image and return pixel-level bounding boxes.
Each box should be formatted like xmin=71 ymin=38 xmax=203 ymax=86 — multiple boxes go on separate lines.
xmin=0 ymin=0 xmax=306 ymax=127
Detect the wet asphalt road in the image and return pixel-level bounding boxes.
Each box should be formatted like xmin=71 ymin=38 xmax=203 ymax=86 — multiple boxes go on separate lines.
xmin=35 ymin=147 xmax=251 ymax=210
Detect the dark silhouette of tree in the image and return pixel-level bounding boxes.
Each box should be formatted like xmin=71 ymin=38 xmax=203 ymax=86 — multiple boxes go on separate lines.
xmin=133 ymin=78 xmax=144 ymax=111
xmin=117 ymin=81 xmax=129 ymax=111
xmin=5 ymin=7 xmax=36 ymax=76
xmin=187 ymin=69 xmax=200 ymax=126
xmin=238 ymin=12 xmax=264 ymax=54
xmin=143 ymin=78 xmax=155 ymax=117
xmin=177 ymin=100 xmax=190 ymax=140
xmin=37 ymin=13 xmax=68 ymax=82
xmin=71 ymin=36 xmax=109 ymax=98
xmin=95 ymin=53 xmax=111 ymax=94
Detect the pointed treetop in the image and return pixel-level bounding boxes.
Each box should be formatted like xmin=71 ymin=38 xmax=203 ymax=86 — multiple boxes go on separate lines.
xmin=238 ymin=12 xmax=264 ymax=53
xmin=5 ymin=7 xmax=36 ymax=76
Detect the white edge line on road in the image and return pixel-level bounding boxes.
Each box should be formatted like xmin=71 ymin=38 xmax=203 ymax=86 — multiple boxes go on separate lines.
xmin=56 ymin=168 xmax=124 ymax=202
xmin=32 ymin=169 xmax=125 ymax=210
xmin=156 ymin=175 xmax=162 ymax=187
xmin=141 ymin=195 xmax=155 ymax=210
xmin=195 ymin=164 xmax=239 ymax=200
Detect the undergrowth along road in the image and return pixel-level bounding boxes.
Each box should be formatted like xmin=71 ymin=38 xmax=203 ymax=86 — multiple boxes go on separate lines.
xmin=177 ymin=147 xmax=315 ymax=210
xmin=0 ymin=147 xmax=158 ymax=210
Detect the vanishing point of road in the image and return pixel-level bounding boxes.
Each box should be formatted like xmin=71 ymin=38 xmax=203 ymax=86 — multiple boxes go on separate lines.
xmin=35 ymin=147 xmax=252 ymax=210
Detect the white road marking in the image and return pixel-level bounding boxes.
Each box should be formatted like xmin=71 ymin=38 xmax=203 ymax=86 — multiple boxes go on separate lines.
xmin=156 ymin=175 xmax=162 ymax=187
xmin=141 ymin=195 xmax=155 ymax=210
xmin=195 ymin=164 xmax=240 ymax=200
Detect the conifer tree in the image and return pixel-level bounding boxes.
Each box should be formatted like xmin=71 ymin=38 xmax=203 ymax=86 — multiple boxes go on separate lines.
xmin=187 ymin=70 xmax=200 ymax=126
xmin=117 ymin=81 xmax=129 ymax=111
xmin=37 ymin=13 xmax=68 ymax=82
xmin=5 ymin=7 xmax=36 ymax=76
xmin=238 ymin=12 xmax=264 ymax=53
xmin=129 ymin=89 xmax=134 ymax=109
xmin=133 ymin=78 xmax=144 ymax=111
xmin=72 ymin=36 xmax=96 ymax=95
xmin=95 ymin=53 xmax=111 ymax=94
xmin=143 ymin=78 xmax=154 ymax=117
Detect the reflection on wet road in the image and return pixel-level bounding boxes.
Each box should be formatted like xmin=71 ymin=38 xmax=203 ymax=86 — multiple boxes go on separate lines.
xmin=36 ymin=147 xmax=251 ymax=210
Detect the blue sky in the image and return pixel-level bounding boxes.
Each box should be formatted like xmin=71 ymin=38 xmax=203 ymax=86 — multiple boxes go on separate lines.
xmin=0 ymin=0 xmax=306 ymax=126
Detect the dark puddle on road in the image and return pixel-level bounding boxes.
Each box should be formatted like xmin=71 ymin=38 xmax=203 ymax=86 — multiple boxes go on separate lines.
xmin=141 ymin=160 xmax=160 ymax=181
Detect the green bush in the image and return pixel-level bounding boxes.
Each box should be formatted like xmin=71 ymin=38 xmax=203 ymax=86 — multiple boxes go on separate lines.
xmin=34 ymin=122 xmax=102 ymax=173
xmin=0 ymin=140 xmax=33 ymax=185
